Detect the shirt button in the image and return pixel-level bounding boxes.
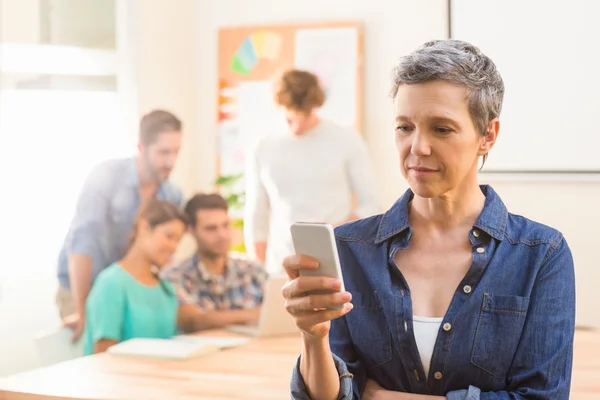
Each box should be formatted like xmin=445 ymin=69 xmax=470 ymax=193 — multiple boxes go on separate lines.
xmin=443 ymin=322 xmax=452 ymax=331
xmin=473 ymin=229 xmax=480 ymax=238
xmin=476 ymin=247 xmax=485 ymax=254
xmin=434 ymin=371 xmax=443 ymax=380
xmin=463 ymin=285 xmax=472 ymax=294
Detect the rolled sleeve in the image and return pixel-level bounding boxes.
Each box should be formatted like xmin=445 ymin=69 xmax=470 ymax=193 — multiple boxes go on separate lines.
xmin=85 ymin=272 xmax=126 ymax=351
xmin=291 ymin=353 xmax=354 ymax=400
xmin=447 ymin=386 xmax=481 ymax=400
xmin=291 ymin=314 xmax=363 ymax=399
xmin=67 ymin=165 xmax=111 ymax=258
xmin=161 ymin=264 xmax=195 ymax=306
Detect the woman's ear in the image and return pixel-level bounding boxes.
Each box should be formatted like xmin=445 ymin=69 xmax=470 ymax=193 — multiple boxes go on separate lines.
xmin=479 ymin=118 xmax=500 ymax=156
xmin=138 ymin=219 xmax=151 ymax=236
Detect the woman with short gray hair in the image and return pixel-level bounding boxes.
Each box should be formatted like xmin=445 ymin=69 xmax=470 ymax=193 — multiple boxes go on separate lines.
xmin=283 ymin=39 xmax=575 ymax=399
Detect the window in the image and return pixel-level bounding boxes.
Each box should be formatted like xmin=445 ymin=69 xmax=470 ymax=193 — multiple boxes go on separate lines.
xmin=0 ymin=0 xmax=136 ymax=376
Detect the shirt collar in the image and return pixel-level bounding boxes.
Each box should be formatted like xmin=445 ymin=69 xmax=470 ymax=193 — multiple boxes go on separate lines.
xmin=125 ymin=156 xmax=168 ymax=196
xmin=192 ymin=254 xmax=232 ymax=282
xmin=375 ymin=184 xmax=508 ymax=244
xmin=125 ymin=157 xmax=139 ymax=187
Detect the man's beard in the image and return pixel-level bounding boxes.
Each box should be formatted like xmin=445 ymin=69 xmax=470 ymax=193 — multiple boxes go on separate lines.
xmin=202 ymin=248 xmax=228 ymax=260
xmin=147 ymin=164 xmax=168 ymax=183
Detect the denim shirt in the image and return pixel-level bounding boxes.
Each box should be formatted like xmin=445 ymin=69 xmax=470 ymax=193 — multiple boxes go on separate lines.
xmin=57 ymin=157 xmax=184 ymax=290
xmin=291 ymin=185 xmax=575 ymax=400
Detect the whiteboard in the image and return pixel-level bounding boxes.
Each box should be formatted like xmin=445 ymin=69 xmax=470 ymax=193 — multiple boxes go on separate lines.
xmin=451 ymin=0 xmax=600 ymax=172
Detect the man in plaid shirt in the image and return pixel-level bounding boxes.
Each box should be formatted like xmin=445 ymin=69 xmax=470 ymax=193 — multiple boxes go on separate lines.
xmin=163 ymin=193 xmax=268 ymax=332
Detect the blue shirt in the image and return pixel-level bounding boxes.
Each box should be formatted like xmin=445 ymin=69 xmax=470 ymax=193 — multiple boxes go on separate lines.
xmin=83 ymin=263 xmax=178 ymax=355
xmin=291 ymin=185 xmax=575 ymax=400
xmin=56 ymin=158 xmax=184 ymax=289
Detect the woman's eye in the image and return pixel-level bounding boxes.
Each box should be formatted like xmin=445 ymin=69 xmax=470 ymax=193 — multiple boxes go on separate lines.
xmin=436 ymin=127 xmax=453 ymax=134
xmin=396 ymin=125 xmax=413 ymax=133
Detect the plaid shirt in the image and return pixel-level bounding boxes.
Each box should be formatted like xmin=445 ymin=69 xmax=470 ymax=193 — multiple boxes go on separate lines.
xmin=162 ymin=253 xmax=268 ymax=311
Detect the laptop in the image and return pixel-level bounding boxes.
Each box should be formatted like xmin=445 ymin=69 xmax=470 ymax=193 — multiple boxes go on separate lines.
xmin=226 ymin=274 xmax=299 ymax=337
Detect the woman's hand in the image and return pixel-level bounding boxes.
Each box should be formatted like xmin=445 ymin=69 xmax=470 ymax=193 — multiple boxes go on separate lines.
xmin=281 ymin=254 xmax=353 ymax=340
xmin=362 ymin=379 xmax=386 ymax=400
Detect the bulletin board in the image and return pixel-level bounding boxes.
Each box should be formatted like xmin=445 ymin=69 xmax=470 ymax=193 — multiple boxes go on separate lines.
xmin=216 ymin=21 xmax=364 ymax=196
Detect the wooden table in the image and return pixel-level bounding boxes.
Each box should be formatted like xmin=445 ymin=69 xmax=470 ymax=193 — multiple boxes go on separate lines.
xmin=1 ymin=330 xmax=599 ymax=399
xmin=0 ymin=331 xmax=302 ymax=400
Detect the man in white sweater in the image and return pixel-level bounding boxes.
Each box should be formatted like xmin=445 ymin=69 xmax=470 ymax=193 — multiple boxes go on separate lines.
xmin=243 ymin=69 xmax=380 ymax=274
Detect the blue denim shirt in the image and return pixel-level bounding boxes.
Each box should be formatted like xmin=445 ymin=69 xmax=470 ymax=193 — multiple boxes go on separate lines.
xmin=57 ymin=157 xmax=184 ymax=290
xmin=291 ymin=185 xmax=575 ymax=399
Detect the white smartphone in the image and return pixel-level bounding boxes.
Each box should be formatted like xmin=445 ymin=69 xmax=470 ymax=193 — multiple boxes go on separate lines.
xmin=290 ymin=222 xmax=345 ymax=309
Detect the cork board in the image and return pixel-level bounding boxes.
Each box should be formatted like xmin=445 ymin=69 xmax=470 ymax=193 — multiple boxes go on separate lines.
xmin=216 ymin=21 xmax=364 ymax=189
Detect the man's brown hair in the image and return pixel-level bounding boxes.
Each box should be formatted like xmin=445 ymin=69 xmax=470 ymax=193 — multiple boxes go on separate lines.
xmin=273 ymin=69 xmax=325 ymax=112
xmin=139 ymin=109 xmax=182 ymax=146
xmin=184 ymin=193 xmax=229 ymax=227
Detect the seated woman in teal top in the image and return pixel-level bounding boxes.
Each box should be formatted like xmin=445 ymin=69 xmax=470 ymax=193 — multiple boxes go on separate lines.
xmin=83 ymin=200 xmax=189 ymax=355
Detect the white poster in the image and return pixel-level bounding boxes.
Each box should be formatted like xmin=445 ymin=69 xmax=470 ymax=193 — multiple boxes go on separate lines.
xmin=294 ymin=27 xmax=358 ymax=128
xmin=236 ymin=80 xmax=287 ymax=151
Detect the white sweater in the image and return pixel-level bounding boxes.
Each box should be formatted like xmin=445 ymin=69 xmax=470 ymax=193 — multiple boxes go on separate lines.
xmin=243 ymin=119 xmax=380 ymax=273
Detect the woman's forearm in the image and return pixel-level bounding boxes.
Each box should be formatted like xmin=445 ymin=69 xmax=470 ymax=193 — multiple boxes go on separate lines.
xmin=364 ymin=379 xmax=446 ymax=400
xmin=300 ymin=334 xmax=340 ymax=400
xmin=380 ymin=392 xmax=445 ymax=399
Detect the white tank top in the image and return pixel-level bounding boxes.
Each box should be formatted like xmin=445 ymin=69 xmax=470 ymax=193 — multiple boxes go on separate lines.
xmin=412 ymin=316 xmax=443 ymax=378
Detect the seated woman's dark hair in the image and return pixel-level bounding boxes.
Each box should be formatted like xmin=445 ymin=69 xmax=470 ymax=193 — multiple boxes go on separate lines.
xmin=125 ymin=200 xmax=189 ymax=296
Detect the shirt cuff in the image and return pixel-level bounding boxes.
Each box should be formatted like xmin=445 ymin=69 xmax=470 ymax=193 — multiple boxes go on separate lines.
xmin=290 ymin=353 xmax=354 ymax=399
xmin=446 ymin=386 xmax=481 ymax=400
xmin=69 ymin=234 xmax=96 ymax=257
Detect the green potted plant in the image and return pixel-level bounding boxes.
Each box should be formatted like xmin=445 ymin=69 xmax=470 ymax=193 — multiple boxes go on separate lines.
xmin=214 ymin=173 xmax=246 ymax=252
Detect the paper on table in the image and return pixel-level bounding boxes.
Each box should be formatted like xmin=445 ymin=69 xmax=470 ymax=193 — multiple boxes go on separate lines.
xmin=294 ymin=27 xmax=359 ymax=128
xmin=174 ymin=335 xmax=251 ymax=349
xmin=107 ymin=338 xmax=220 ymax=360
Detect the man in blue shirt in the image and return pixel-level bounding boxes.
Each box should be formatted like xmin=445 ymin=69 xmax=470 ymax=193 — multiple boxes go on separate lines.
xmin=56 ymin=109 xmax=185 ymax=342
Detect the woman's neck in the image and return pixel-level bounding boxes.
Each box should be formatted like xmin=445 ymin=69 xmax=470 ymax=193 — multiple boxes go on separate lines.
xmin=410 ymin=183 xmax=485 ymax=232
xmin=120 ymin=247 xmax=156 ymax=284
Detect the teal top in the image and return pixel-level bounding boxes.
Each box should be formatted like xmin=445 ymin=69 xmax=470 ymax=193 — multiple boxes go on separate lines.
xmin=83 ymin=263 xmax=178 ymax=355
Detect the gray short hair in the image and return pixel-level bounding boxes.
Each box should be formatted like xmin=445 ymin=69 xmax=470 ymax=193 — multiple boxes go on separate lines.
xmin=391 ymin=39 xmax=505 ymax=150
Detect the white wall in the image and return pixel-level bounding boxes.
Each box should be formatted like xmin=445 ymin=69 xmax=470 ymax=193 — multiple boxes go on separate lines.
xmin=130 ymin=0 xmax=200 ymax=198
xmin=48 ymin=0 xmax=116 ymax=48
xmin=0 ymin=0 xmax=40 ymax=43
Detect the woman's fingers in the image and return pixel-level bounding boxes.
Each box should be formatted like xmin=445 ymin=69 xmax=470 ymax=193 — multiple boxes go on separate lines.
xmin=281 ymin=254 xmax=319 ymax=279
xmin=281 ymin=276 xmax=342 ymax=300
xmin=293 ymin=303 xmax=354 ymax=330
xmin=284 ymin=291 xmax=351 ymax=314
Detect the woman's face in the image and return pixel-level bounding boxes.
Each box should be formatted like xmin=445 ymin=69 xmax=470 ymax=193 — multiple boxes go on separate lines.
xmin=138 ymin=219 xmax=186 ymax=267
xmin=393 ymin=80 xmax=498 ymax=198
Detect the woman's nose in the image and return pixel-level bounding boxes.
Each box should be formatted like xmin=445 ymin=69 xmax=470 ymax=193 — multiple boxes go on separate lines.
xmin=410 ymin=131 xmax=432 ymax=156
